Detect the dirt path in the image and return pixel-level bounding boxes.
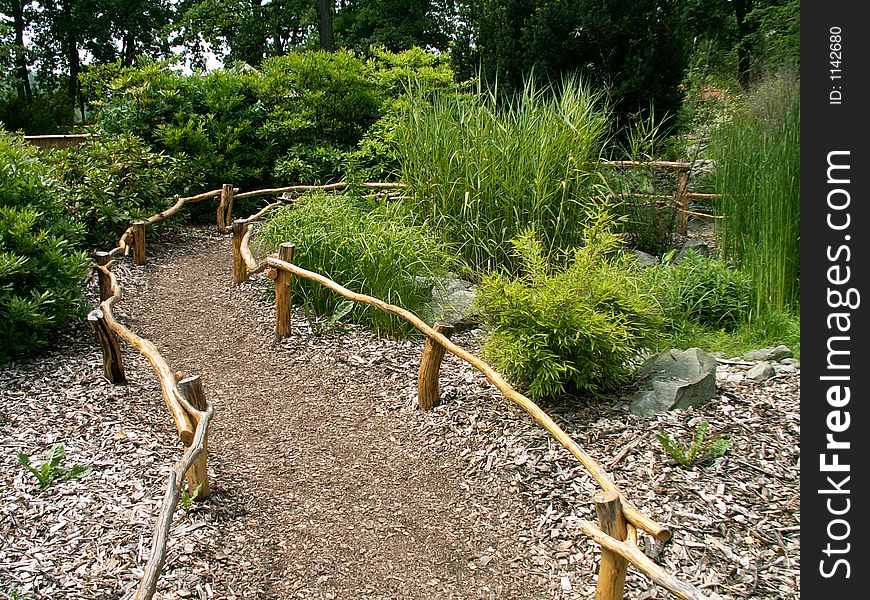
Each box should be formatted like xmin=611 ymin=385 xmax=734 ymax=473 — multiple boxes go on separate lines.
xmin=124 ymin=229 xmax=549 ymax=599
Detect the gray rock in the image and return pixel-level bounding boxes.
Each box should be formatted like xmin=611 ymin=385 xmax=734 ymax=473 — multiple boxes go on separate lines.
xmin=429 ymin=276 xmax=480 ymax=329
xmin=742 ymin=345 xmax=792 ymax=362
xmin=629 ymin=348 xmax=718 ymax=417
xmin=780 ymin=358 xmax=800 ymax=367
xmin=631 ymin=249 xmax=659 ymax=267
xmin=726 ymin=372 xmax=745 ymax=383
xmin=746 ymin=362 xmax=776 ymax=382
xmin=674 ymin=240 xmax=710 ymax=264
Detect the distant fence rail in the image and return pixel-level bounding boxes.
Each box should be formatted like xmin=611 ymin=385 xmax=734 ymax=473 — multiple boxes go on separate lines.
xmin=91 ymin=177 xmax=711 ymax=600
xmin=23 ymin=133 xmax=91 ymax=149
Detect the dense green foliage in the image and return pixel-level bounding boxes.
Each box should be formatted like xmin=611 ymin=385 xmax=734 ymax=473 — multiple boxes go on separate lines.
xmin=474 ymin=209 xmax=662 ymax=399
xmin=710 ymin=72 xmax=799 ymax=314
xmin=0 ymin=130 xmax=89 ymax=361
xmin=84 ymin=48 xmax=457 ymax=192
xmin=49 ymin=133 xmax=182 ymax=247
xmin=645 ymin=251 xmax=753 ymax=330
xmin=255 ymin=192 xmax=452 ymax=336
xmin=394 ymin=77 xmax=609 ymax=273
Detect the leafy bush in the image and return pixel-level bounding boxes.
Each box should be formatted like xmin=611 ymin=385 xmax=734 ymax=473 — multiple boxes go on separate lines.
xmin=49 ymin=133 xmax=183 ymax=248
xmin=0 ymin=130 xmax=89 ymax=362
xmin=474 ymin=206 xmax=662 ymax=399
xmin=255 ymin=192 xmax=451 ymax=336
xmin=394 ymin=76 xmax=610 ymax=273
xmin=645 ymin=251 xmax=752 ymax=330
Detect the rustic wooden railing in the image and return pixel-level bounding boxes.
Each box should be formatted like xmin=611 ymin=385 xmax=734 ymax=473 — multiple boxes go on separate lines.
xmin=601 ymin=159 xmax=721 ymax=236
xmin=93 ymin=178 xmax=712 ymax=600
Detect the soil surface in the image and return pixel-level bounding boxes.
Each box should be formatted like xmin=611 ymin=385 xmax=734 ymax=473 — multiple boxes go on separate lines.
xmin=1 ymin=225 xmax=800 ymax=600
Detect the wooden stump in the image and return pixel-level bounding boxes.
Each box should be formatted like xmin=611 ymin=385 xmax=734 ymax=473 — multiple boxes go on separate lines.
xmin=88 ymin=309 xmax=126 ymax=384
xmin=177 ymin=376 xmax=211 ymax=500
xmin=275 ymin=243 xmax=295 ymax=338
xmin=232 ymin=220 xmax=248 ymax=284
xmin=217 ymin=184 xmax=235 ymax=233
xmin=594 ymin=491 xmax=629 ymax=600
xmin=417 ymin=322 xmax=455 ymax=410
xmin=130 ymin=221 xmax=147 ymax=266
xmin=674 ymin=167 xmax=691 ymax=236
xmin=94 ymin=251 xmax=113 ymax=302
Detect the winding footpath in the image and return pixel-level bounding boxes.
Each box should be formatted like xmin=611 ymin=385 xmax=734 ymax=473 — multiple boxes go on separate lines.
xmin=123 ymin=229 xmax=549 ymax=599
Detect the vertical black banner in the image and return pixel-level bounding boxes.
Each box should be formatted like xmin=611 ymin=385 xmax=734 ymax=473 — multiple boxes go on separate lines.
xmin=802 ymin=2 xmax=869 ymax=595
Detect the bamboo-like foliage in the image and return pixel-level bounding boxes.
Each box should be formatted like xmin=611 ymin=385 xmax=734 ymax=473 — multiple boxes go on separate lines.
xmin=710 ymin=72 xmax=800 ymax=314
xmin=393 ymin=77 xmax=610 ymax=273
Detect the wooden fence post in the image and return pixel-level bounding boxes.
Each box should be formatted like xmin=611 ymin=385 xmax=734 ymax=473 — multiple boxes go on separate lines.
xmin=130 ymin=221 xmax=147 ymax=266
xmin=177 ymin=375 xmax=211 ymax=500
xmin=217 ymin=184 xmax=234 ymax=233
xmin=275 ymin=243 xmax=295 ymax=338
xmin=232 ymin=220 xmax=248 ymax=284
xmin=594 ymin=491 xmax=629 ymax=600
xmin=417 ymin=322 xmax=455 ymax=410
xmin=674 ymin=166 xmax=691 ymax=236
xmin=88 ymin=308 xmax=126 ymax=384
xmin=94 ymin=251 xmax=113 ymax=302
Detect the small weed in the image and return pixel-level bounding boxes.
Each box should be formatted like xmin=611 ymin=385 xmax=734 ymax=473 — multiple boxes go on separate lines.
xmin=180 ymin=482 xmax=204 ymax=513
xmin=657 ymin=421 xmax=730 ymax=467
xmin=18 ymin=443 xmax=92 ymax=488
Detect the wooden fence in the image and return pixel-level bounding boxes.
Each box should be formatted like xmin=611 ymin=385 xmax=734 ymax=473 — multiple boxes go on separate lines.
xmin=23 ymin=133 xmax=91 ymax=149
xmin=91 ymin=179 xmax=711 ymax=600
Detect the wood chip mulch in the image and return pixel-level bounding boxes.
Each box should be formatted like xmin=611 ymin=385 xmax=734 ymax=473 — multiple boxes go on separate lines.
xmin=1 ymin=226 xmax=799 ymax=599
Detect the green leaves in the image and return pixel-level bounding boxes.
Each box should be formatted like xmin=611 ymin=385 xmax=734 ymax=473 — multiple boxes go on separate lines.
xmin=18 ymin=443 xmax=93 ymax=489
xmin=657 ymin=421 xmax=730 ymax=468
xmin=475 ymin=207 xmax=663 ymax=400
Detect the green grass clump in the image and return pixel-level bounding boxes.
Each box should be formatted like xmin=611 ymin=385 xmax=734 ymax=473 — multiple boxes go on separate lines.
xmin=710 ymin=71 xmax=800 ymax=313
xmin=645 ymin=251 xmax=753 ymax=330
xmin=474 ymin=205 xmax=663 ymax=400
xmin=255 ymin=192 xmax=451 ymax=336
xmin=394 ymin=76 xmax=610 ymax=273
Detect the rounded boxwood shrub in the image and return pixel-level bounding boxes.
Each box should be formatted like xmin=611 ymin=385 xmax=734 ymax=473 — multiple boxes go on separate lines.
xmin=0 ymin=130 xmax=90 ymax=361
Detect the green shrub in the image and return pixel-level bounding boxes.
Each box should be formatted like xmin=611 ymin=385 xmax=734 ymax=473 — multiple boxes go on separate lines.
xmin=645 ymin=251 xmax=753 ymax=330
xmin=255 ymin=192 xmax=451 ymax=336
xmin=49 ymin=133 xmax=183 ymax=248
xmin=474 ymin=206 xmax=662 ymax=400
xmin=393 ymin=76 xmax=610 ymax=273
xmin=0 ymin=130 xmax=89 ymax=362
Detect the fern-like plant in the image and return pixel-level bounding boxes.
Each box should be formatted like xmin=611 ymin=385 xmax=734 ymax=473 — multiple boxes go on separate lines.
xmin=657 ymin=421 xmax=730 ymax=467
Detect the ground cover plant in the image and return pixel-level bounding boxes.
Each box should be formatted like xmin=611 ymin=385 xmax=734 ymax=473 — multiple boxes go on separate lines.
xmin=255 ymin=191 xmax=452 ymax=336
xmin=0 ymin=130 xmax=89 ymax=362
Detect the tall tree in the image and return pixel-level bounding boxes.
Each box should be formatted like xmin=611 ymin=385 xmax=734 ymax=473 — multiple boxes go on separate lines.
xmin=2 ymin=0 xmax=32 ymax=100
xmin=458 ymin=0 xmax=694 ymax=124
xmin=315 ymin=0 xmax=334 ymax=51
xmin=334 ymin=0 xmax=457 ymax=53
xmin=174 ymin=0 xmax=315 ymax=67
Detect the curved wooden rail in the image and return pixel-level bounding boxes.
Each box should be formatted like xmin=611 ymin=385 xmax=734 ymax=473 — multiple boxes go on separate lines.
xmin=262 ymin=253 xmax=672 ymax=543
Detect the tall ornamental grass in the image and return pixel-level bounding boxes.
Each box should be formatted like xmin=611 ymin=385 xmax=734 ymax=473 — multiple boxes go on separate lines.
xmin=710 ymin=72 xmax=800 ymax=314
xmin=393 ymin=78 xmax=610 ymax=273
xmin=255 ymin=193 xmax=451 ymax=336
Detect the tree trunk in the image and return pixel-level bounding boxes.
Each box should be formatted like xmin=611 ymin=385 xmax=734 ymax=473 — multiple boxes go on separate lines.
xmin=11 ymin=0 xmax=32 ymax=101
xmin=61 ymin=0 xmax=81 ymax=105
xmin=734 ymin=0 xmax=753 ymax=88
xmin=316 ymin=0 xmax=336 ymax=52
